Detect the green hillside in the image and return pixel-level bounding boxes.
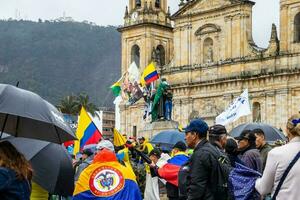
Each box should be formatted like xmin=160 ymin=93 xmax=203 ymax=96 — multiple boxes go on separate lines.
xmin=0 ymin=20 xmax=121 ymax=107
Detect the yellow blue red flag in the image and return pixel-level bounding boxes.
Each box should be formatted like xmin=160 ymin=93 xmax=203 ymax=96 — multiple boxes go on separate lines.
xmin=74 ymin=107 xmax=102 ymax=154
xmin=141 ymin=62 xmax=159 ymax=85
xmin=113 ymin=129 xmax=126 ymax=147
xmin=73 ymin=149 xmax=142 ymax=200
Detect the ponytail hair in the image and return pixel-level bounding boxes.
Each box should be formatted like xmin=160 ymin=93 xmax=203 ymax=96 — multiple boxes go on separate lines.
xmin=287 ymin=114 xmax=300 ymax=137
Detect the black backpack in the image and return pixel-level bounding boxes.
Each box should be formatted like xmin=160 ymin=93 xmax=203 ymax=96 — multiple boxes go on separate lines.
xmin=178 ymin=160 xmax=190 ymax=200
xmin=203 ymin=146 xmax=233 ymax=200
xmin=178 ymin=146 xmax=232 ymax=200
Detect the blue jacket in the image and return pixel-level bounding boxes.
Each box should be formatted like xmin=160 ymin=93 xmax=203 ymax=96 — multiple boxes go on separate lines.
xmin=0 ymin=167 xmax=31 ymax=200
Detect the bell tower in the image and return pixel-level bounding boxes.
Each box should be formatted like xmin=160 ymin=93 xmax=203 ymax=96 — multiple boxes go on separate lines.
xmin=128 ymin=0 xmax=168 ymax=15
xmin=118 ymin=0 xmax=173 ymax=74
xmin=280 ymin=0 xmax=300 ymax=53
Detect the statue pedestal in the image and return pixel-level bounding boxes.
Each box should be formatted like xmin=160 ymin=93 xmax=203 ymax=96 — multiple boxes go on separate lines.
xmin=141 ymin=120 xmax=179 ymax=139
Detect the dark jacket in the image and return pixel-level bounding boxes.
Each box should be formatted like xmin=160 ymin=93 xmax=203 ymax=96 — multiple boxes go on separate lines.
xmin=258 ymin=143 xmax=272 ymax=170
xmin=239 ymin=147 xmax=263 ymax=173
xmin=186 ymin=139 xmax=223 ymax=200
xmin=0 ymin=167 xmax=31 ymax=200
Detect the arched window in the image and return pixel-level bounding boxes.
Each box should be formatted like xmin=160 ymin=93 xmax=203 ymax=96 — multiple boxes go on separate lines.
xmin=156 ymin=45 xmax=165 ymax=66
xmin=295 ymin=13 xmax=300 ymax=42
xmin=136 ymin=0 xmax=141 ymax=8
xmin=155 ymin=0 xmax=160 ymax=8
xmin=131 ymin=45 xmax=140 ymax=68
xmin=203 ymin=38 xmax=213 ymax=63
xmin=252 ymin=102 xmax=261 ymax=122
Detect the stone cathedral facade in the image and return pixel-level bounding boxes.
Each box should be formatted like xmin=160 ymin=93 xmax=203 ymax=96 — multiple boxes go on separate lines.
xmin=118 ymin=0 xmax=300 ymax=137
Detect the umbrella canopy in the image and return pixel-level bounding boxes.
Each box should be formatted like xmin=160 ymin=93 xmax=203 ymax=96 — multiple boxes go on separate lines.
xmin=229 ymin=123 xmax=287 ymax=142
xmin=0 ymin=84 xmax=76 ymax=143
xmin=3 ymin=134 xmax=74 ymax=196
xmin=150 ymin=130 xmax=185 ymax=151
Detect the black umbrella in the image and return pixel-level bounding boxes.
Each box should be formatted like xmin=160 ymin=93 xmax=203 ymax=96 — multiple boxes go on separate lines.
xmin=150 ymin=130 xmax=186 ymax=151
xmin=229 ymin=123 xmax=287 ymax=142
xmin=0 ymin=84 xmax=76 ymax=143
xmin=3 ymin=134 xmax=74 ymax=196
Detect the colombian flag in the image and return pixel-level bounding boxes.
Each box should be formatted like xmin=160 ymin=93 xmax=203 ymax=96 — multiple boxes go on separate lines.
xmin=141 ymin=62 xmax=159 ymax=85
xmin=158 ymin=152 xmax=189 ymax=186
xmin=110 ymin=81 xmax=121 ymax=97
xmin=113 ymin=129 xmax=126 ymax=147
xmin=73 ymin=149 xmax=142 ymax=200
xmin=74 ymin=107 xmax=102 ymax=154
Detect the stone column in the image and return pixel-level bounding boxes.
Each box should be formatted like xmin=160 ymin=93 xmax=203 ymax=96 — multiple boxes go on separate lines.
xmin=181 ymin=97 xmax=192 ymax=125
xmin=225 ymin=16 xmax=232 ymax=59
xmin=275 ymin=89 xmax=289 ymax=130
xmin=265 ymin=90 xmax=276 ymax=125
xmin=172 ymin=98 xmax=181 ymax=123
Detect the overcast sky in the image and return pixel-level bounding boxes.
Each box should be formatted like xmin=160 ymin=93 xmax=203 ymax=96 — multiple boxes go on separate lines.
xmin=0 ymin=0 xmax=279 ymax=48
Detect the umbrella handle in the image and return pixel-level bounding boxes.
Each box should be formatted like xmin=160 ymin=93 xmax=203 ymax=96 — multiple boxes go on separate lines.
xmin=0 ymin=114 xmax=9 ymax=139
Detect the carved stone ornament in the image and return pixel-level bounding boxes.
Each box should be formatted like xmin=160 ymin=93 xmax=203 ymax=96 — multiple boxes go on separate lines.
xmin=195 ymin=23 xmax=221 ymax=36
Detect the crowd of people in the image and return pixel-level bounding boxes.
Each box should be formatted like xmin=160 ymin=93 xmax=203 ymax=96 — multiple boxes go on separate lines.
xmin=0 ymin=113 xmax=300 ymax=200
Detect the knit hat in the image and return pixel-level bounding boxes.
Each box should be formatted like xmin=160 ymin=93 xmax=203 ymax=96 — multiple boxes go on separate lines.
xmin=173 ymin=141 xmax=187 ymax=151
xmin=82 ymin=148 xmax=93 ymax=157
xmin=209 ymin=124 xmax=227 ymax=136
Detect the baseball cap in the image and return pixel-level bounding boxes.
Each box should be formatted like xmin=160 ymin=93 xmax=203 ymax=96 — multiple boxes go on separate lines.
xmin=149 ymin=148 xmax=161 ymax=159
xmin=96 ymin=140 xmax=114 ymax=152
xmin=138 ymin=136 xmax=145 ymax=140
xmin=209 ymin=124 xmax=227 ymax=136
xmin=235 ymin=130 xmax=256 ymax=142
xmin=184 ymin=118 xmax=209 ymax=135
xmin=173 ymin=141 xmax=187 ymax=151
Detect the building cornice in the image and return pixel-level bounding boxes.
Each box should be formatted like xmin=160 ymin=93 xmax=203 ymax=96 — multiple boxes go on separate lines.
xmin=171 ymin=0 xmax=255 ymax=20
xmin=117 ymin=22 xmax=173 ymax=32
xmin=163 ymin=52 xmax=300 ymax=74
xmin=170 ymin=68 xmax=300 ymax=90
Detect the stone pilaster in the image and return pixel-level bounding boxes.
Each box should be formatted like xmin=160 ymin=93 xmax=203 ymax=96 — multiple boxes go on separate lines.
xmin=275 ymin=89 xmax=289 ymax=129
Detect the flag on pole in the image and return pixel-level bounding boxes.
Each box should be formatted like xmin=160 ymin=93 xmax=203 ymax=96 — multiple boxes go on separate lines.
xmin=74 ymin=107 xmax=102 ymax=154
xmin=216 ymin=89 xmax=251 ymax=126
xmin=113 ymin=129 xmax=136 ymax=178
xmin=113 ymin=128 xmax=126 ymax=147
xmin=128 ymin=62 xmax=140 ymax=83
xmin=141 ymin=62 xmax=159 ymax=85
xmin=111 ymin=81 xmax=121 ymax=96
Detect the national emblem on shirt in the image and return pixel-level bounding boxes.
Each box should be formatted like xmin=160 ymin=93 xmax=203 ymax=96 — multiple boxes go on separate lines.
xmin=89 ymin=165 xmax=125 ymax=196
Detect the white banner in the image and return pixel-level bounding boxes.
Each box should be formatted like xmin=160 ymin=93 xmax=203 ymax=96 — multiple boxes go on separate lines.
xmin=113 ymin=96 xmax=122 ymax=130
xmin=127 ymin=62 xmax=140 ymax=83
xmin=216 ymin=89 xmax=251 ymax=125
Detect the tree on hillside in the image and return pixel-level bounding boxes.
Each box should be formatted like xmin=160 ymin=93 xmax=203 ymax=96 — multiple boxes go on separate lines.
xmin=76 ymin=93 xmax=97 ymax=115
xmin=57 ymin=95 xmax=78 ymax=115
xmin=0 ymin=20 xmax=120 ymax=107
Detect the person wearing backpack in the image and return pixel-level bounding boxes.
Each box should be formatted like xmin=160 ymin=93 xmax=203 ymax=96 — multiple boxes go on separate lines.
xmin=182 ymin=119 xmax=230 ymax=200
xmin=74 ymin=148 xmax=94 ymax=182
xmin=208 ymin=124 xmax=228 ymax=153
xmin=255 ymin=114 xmax=300 ymax=200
